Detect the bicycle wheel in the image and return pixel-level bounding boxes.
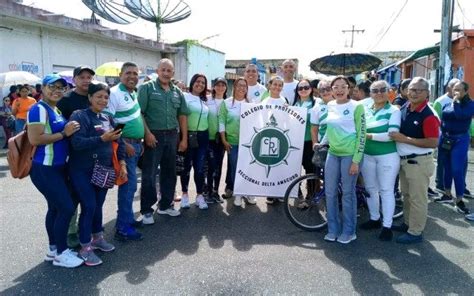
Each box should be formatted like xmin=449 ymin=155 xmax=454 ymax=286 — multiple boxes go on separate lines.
xmin=284 ymin=174 xmax=328 ymax=231
xmin=393 ymin=196 xmax=404 ymax=219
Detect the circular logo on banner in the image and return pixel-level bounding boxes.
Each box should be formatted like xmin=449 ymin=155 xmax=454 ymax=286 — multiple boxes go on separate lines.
xmin=243 ymin=114 xmax=299 ymax=177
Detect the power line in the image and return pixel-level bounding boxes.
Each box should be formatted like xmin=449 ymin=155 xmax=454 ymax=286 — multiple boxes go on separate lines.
xmin=369 ymin=0 xmax=409 ymax=50
xmin=456 ymin=0 xmax=473 ymax=27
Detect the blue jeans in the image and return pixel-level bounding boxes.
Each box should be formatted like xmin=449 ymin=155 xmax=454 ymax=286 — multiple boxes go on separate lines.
xmin=30 ymin=163 xmax=75 ymax=253
xmin=15 ymin=118 xmax=26 ymax=134
xmin=180 ymin=131 xmax=209 ymax=194
xmin=207 ymin=140 xmax=225 ymax=192
xmin=441 ymin=133 xmax=470 ymax=198
xmin=116 ymin=142 xmax=142 ymax=229
xmin=140 ymin=130 xmax=178 ymax=213
xmin=228 ymin=145 xmax=239 ymax=191
xmin=324 ymin=154 xmax=358 ymax=236
xmin=69 ymin=168 xmax=108 ymax=244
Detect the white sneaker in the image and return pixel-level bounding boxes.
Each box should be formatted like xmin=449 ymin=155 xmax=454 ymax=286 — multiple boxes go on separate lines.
xmin=142 ymin=213 xmax=155 ymax=225
xmin=53 ymin=249 xmax=83 ymax=268
xmin=181 ymin=195 xmax=190 ymax=209
xmin=45 ymin=248 xmax=77 ymax=262
xmin=234 ymin=196 xmax=243 ymax=207
xmin=196 ymin=195 xmax=208 ymax=210
xmin=244 ymin=196 xmax=257 ymax=205
xmin=157 ymin=208 xmax=181 ymax=217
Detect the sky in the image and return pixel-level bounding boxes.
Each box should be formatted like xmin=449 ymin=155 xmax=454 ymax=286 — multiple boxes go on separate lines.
xmin=25 ymin=0 xmax=474 ymax=76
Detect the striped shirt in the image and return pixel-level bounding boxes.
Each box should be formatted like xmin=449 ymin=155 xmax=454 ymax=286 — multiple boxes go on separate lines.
xmin=104 ymin=83 xmax=144 ymax=139
xmin=27 ymin=101 xmax=68 ymax=166
xmin=364 ymin=102 xmax=401 ymax=155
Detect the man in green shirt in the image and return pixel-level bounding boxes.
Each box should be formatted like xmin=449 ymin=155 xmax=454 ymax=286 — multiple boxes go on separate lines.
xmin=138 ymin=59 xmax=189 ymax=223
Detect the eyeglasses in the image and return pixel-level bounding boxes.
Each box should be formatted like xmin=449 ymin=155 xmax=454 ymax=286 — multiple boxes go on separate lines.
xmin=319 ymin=87 xmax=331 ymax=93
xmin=297 ymin=85 xmax=311 ymax=91
xmin=408 ymin=88 xmax=428 ymax=93
xmin=332 ymin=85 xmax=349 ymax=90
xmin=370 ymin=87 xmax=387 ymax=94
xmin=47 ymin=84 xmax=67 ymax=92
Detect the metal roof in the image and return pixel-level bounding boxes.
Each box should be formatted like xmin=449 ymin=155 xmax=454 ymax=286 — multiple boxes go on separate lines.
xmin=396 ymin=46 xmax=439 ymax=66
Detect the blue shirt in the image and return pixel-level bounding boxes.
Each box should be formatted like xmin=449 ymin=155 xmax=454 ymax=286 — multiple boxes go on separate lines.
xmin=27 ymin=101 xmax=68 ymax=166
xmin=441 ymin=96 xmax=474 ymax=135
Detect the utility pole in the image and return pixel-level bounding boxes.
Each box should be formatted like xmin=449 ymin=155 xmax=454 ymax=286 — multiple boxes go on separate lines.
xmin=342 ymin=25 xmax=365 ymax=48
xmin=438 ymin=0 xmax=454 ymax=97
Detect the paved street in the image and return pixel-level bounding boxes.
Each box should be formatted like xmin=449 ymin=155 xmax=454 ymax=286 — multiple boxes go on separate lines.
xmin=0 ymin=152 xmax=473 ymax=295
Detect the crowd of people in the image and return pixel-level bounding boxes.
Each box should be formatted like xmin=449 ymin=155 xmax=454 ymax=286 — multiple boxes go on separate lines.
xmin=2 ymin=58 xmax=473 ymax=268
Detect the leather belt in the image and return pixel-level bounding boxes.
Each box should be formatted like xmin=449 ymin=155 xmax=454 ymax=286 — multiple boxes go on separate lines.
xmin=400 ymin=152 xmax=432 ymax=160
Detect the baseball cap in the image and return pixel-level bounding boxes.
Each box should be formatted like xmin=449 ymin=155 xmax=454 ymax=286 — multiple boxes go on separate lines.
xmin=73 ymin=65 xmax=95 ymax=77
xmin=213 ymin=77 xmax=227 ymax=86
xmin=42 ymin=74 xmax=67 ymax=86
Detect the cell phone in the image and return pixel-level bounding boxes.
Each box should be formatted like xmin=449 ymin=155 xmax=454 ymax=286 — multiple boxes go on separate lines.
xmin=114 ymin=123 xmax=126 ymax=131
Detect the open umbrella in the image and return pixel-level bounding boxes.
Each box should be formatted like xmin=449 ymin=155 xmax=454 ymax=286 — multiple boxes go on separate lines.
xmin=0 ymin=71 xmax=41 ymax=88
xmin=310 ymin=50 xmax=382 ymax=76
xmin=95 ymin=62 xmax=124 ymax=77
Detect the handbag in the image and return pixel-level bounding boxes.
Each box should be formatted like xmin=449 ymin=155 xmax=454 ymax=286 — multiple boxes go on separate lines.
xmin=312 ymin=145 xmax=329 ymax=168
xmin=91 ymin=161 xmax=116 ymax=189
xmin=188 ymin=100 xmax=203 ymax=149
xmin=176 ymin=151 xmax=186 ymax=175
xmin=112 ymin=141 xmax=128 ymax=186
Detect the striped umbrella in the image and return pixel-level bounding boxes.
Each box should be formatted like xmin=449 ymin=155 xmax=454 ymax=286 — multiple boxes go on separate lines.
xmin=310 ymin=50 xmax=382 ymax=76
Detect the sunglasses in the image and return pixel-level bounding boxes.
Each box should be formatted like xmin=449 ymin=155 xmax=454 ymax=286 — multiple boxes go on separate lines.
xmin=297 ymin=85 xmax=311 ymax=91
xmin=370 ymin=87 xmax=387 ymax=94
xmin=319 ymin=87 xmax=331 ymax=92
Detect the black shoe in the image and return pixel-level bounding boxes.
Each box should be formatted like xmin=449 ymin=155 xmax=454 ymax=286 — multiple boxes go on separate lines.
xmin=464 ymin=189 xmax=474 ymax=199
xmin=360 ymin=219 xmax=382 ymax=230
xmin=427 ymin=188 xmax=438 ymax=197
xmin=391 ymin=223 xmax=408 ymax=232
xmin=456 ymin=200 xmax=470 ymax=214
xmin=434 ymin=194 xmax=453 ymax=204
xmin=114 ymin=226 xmax=143 ymax=241
xmin=211 ymin=192 xmax=224 ymax=203
xmin=378 ymin=227 xmax=393 ymax=241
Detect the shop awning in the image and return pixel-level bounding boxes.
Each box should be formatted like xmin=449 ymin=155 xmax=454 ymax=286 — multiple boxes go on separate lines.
xmin=396 ymin=46 xmax=439 ymax=66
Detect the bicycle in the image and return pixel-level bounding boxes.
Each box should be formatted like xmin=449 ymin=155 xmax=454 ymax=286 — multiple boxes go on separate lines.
xmin=283 ymin=146 xmax=404 ymax=231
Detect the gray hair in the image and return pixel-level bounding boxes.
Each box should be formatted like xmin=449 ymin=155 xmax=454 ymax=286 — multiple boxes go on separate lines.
xmin=370 ymin=80 xmax=390 ymax=90
xmin=410 ymin=77 xmax=430 ymax=90
xmin=158 ymin=58 xmax=174 ymax=69
xmin=317 ymin=79 xmax=332 ymax=88
xmin=447 ymin=78 xmax=460 ymax=88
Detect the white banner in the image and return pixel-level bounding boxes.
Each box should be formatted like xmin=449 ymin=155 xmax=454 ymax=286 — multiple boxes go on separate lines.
xmin=234 ymin=103 xmax=306 ymax=197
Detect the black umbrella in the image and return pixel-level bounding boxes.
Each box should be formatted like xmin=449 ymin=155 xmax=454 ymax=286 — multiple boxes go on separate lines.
xmin=310 ymin=50 xmax=382 ymax=76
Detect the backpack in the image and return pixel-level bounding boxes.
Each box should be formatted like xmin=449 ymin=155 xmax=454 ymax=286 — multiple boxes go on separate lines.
xmin=7 ymin=127 xmax=36 ymax=179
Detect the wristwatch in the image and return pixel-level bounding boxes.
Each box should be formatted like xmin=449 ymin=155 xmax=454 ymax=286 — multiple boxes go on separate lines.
xmin=60 ymin=130 xmax=67 ymax=138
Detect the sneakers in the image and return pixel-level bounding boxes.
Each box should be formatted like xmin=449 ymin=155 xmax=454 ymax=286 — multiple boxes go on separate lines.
xmin=465 ymin=213 xmax=474 ymax=221
xmin=456 ymin=200 xmax=470 ymax=214
xmin=115 ymin=225 xmax=143 ymax=241
xmin=464 ymin=189 xmax=474 ymax=199
xmin=222 ymin=189 xmax=233 ymax=199
xmin=204 ymin=195 xmax=215 ymax=204
xmin=337 ymin=234 xmax=357 ymax=244
xmin=91 ymin=235 xmax=115 ymax=252
xmin=53 ymin=249 xmax=83 ymax=268
xmin=196 ymin=195 xmax=209 ymax=210
xmin=234 ymin=196 xmax=243 ymax=207
xmin=157 ymin=207 xmax=181 ymax=217
xmin=391 ymin=223 xmax=409 ymax=232
xmin=360 ymin=219 xmax=382 ymax=230
xmin=211 ymin=191 xmax=224 ymax=203
xmin=79 ymin=245 xmax=103 ymax=266
xmin=266 ymin=198 xmax=275 ymax=205
xmin=142 ymin=213 xmax=155 ymax=225
xmin=180 ymin=196 xmax=190 ymax=209
xmin=244 ymin=196 xmax=257 ymax=205
xmin=324 ymin=233 xmax=337 ymax=242
xmin=427 ymin=187 xmax=438 ymax=197
xmin=379 ymin=227 xmax=393 ymax=241
xmin=434 ymin=194 xmax=453 ymax=203
xmin=396 ymin=233 xmax=422 ymax=244
xmin=46 ymin=248 xmax=78 ymax=262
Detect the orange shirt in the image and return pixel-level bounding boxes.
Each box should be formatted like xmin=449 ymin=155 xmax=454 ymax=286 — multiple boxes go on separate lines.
xmin=12 ymin=97 xmax=37 ymax=120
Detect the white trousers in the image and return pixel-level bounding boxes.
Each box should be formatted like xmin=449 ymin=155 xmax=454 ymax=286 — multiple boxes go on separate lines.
xmin=360 ymin=152 xmax=400 ymax=228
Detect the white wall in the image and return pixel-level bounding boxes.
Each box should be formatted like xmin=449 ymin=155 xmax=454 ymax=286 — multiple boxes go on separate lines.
xmin=186 ymin=44 xmax=225 ymax=87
